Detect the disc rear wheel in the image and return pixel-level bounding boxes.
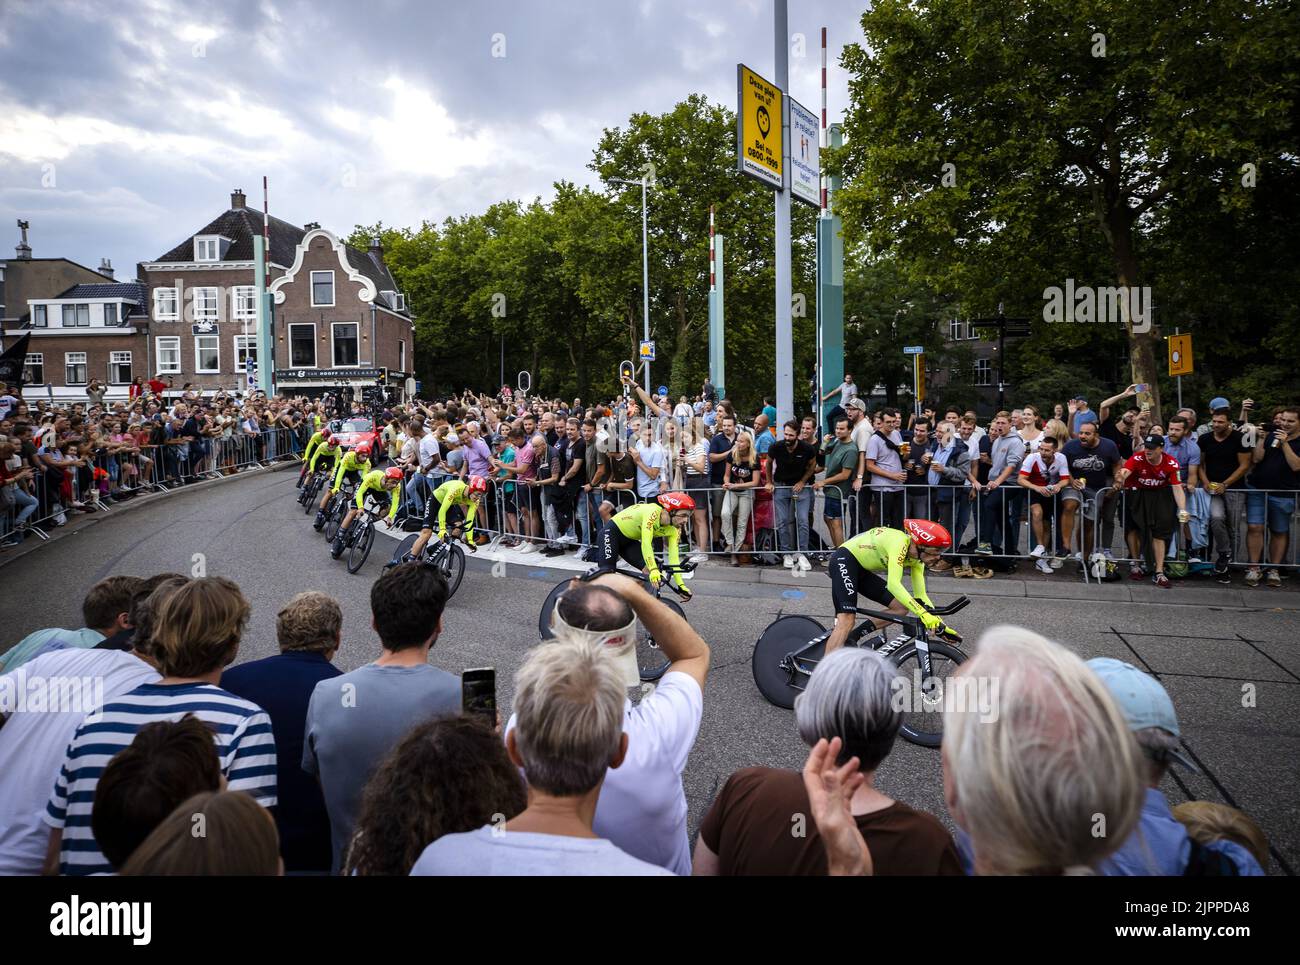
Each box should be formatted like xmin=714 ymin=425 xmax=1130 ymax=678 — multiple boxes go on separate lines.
xmin=751 ymin=615 xmax=827 ymax=709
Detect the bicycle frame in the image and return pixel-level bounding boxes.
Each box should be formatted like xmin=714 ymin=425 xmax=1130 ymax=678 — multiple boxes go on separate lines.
xmin=777 ymin=597 xmax=970 ymax=694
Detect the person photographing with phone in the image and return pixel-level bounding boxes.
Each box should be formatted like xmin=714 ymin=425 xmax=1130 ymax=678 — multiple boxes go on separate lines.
xmin=1243 ymin=406 xmax=1300 ymax=588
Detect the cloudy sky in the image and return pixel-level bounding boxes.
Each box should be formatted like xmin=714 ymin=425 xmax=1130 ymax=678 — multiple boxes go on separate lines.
xmin=0 ymin=0 xmax=866 ymax=276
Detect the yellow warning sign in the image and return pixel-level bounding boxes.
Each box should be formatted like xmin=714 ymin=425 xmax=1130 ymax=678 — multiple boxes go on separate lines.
xmin=1168 ymin=333 xmax=1193 ymax=376
xmin=737 ymin=63 xmax=783 ymax=190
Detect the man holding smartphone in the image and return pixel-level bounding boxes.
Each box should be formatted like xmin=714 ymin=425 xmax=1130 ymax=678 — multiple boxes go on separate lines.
xmin=1244 ymin=406 xmax=1300 ymax=588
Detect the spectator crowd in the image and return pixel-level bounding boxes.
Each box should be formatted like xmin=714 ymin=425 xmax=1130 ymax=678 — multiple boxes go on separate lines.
xmin=320 ymin=378 xmax=1298 ymax=591
xmin=6 ymin=372 xmax=1294 ymax=587
xmin=0 ymin=568 xmax=1271 ymax=876
xmin=0 ymin=377 xmax=327 ymax=548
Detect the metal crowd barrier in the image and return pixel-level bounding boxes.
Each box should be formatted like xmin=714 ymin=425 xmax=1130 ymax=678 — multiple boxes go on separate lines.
xmin=1090 ymin=484 xmax=1299 ymax=573
xmin=290 ymin=448 xmax=1298 ymax=585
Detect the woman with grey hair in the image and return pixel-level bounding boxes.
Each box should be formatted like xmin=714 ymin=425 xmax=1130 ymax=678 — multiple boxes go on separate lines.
xmin=410 ymin=635 xmax=671 ymax=876
xmin=694 ymin=647 xmax=961 ymax=875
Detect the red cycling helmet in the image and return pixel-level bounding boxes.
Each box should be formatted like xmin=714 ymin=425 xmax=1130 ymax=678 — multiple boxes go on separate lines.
xmin=657 ymin=491 xmax=695 ymax=512
xmin=903 ymin=518 xmax=952 ymax=549
xmin=354 ymin=442 xmax=372 ymax=459
xmin=321 ymin=432 xmax=334 ymax=445
xmin=467 ymin=474 xmax=488 ymax=494
xmin=384 ymin=466 xmax=404 ymax=481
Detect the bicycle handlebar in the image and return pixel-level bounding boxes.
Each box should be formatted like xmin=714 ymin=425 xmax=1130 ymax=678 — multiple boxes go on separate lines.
xmin=925 ymin=596 xmax=970 ymax=617
xmin=853 ymin=596 xmax=969 ymax=633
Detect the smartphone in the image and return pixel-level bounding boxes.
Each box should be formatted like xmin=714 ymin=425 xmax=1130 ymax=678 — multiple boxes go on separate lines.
xmin=462 ymin=667 xmax=496 ymax=722
xmin=1135 ymin=384 xmax=1149 ymax=393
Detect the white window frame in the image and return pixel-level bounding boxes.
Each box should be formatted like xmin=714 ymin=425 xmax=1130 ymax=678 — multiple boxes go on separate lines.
xmin=311 ymin=270 xmax=335 ymax=307
xmin=154 ymin=287 xmax=179 ymax=320
xmin=156 ymin=336 xmax=182 ymax=374
xmin=65 ymin=352 xmax=88 ymax=386
xmin=194 ymin=335 xmax=220 ymax=374
xmin=108 ymin=351 xmax=132 ymax=384
xmin=331 ymin=322 xmax=360 ymax=368
xmin=191 ymin=286 xmax=219 ymax=323
xmin=194 ymin=236 xmax=221 ymax=261
xmin=975 ymin=357 xmax=992 ymax=387
xmin=232 ymin=286 xmax=257 ymax=320
xmin=288 ymin=323 xmax=317 ymax=368
xmin=62 ymin=304 xmax=90 ymax=327
xmin=32 ymin=304 xmax=47 ymax=327
xmin=949 ymin=318 xmax=964 ymax=342
xmin=24 ymin=353 xmax=44 ymax=385
xmin=398 ymin=339 xmax=406 ymax=374
xmin=234 ymin=335 xmax=257 ymax=370
xmin=104 ymin=302 xmax=119 ymax=326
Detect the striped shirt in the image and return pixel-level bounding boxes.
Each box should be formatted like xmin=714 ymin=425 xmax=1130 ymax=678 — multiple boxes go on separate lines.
xmin=44 ymin=682 xmax=277 ymax=875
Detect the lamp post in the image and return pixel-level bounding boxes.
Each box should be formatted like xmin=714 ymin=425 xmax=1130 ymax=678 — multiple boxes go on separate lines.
xmin=610 ymin=175 xmax=652 ymax=394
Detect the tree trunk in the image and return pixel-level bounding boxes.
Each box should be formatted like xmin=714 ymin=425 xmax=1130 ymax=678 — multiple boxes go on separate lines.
xmin=1108 ymin=215 xmax=1162 ymax=424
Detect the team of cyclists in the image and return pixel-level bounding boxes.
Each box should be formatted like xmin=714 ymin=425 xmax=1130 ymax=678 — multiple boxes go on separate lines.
xmin=295 ymin=431 xmax=959 ymax=646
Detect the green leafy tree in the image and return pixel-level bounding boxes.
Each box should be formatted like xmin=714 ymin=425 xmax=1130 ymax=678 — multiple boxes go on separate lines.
xmin=833 ymin=0 xmax=1299 ymax=422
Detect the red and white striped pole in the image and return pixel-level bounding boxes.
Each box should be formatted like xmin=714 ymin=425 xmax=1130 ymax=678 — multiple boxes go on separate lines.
xmin=262 ymin=176 xmax=271 ymax=262
xmin=820 ymin=27 xmax=828 ymax=213
xmin=709 ymin=204 xmax=716 ymax=292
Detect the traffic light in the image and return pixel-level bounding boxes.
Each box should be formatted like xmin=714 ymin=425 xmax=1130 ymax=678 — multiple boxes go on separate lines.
xmin=379 ymin=367 xmax=389 ymax=384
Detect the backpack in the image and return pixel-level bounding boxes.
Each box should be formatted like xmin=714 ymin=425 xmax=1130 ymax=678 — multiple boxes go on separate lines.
xmin=1166 ymin=551 xmax=1189 ymax=580
xmin=753 ymin=528 xmax=781 ymax=566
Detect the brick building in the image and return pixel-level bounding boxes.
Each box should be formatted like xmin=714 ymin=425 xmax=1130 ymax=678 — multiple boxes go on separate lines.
xmin=1 ymin=222 xmax=148 ymax=403
xmin=138 ymin=189 xmax=413 ymax=400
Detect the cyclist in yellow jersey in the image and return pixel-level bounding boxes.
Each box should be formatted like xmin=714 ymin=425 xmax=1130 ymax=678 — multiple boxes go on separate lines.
xmin=299 ymin=429 xmax=334 ymax=486
xmin=331 ymin=467 xmax=404 ymax=558
xmin=409 ymin=475 xmax=488 ymax=560
xmin=314 ymin=442 xmax=373 ymax=529
xmin=824 ymin=518 xmax=953 ymax=653
xmin=597 ymin=492 xmax=695 ymax=600
xmin=308 ymin=436 xmax=341 ymax=475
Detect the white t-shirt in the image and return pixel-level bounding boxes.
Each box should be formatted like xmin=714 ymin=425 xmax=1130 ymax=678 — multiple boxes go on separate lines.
xmin=837 ymin=381 xmax=859 ymax=405
xmin=418 ymin=434 xmax=441 ymax=475
xmin=851 ymin=418 xmax=873 ymax=456
xmin=0 ymin=649 xmax=159 ymax=874
xmin=1017 ymin=429 xmax=1045 ymax=454
xmin=506 ymin=671 xmax=703 ymax=876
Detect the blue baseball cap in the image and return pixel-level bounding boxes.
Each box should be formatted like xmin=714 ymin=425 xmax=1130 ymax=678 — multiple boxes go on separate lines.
xmin=1209 ymin=396 xmax=1230 ymax=412
xmin=1087 ymin=657 xmax=1200 ymax=772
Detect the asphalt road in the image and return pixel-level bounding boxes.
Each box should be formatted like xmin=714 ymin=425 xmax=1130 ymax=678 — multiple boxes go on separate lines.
xmin=4 ymin=466 xmax=1297 ymax=874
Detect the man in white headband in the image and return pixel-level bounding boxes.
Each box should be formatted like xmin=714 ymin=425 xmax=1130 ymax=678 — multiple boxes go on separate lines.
xmin=549 ymin=582 xmax=643 ymax=689
xmin=510 ymin=574 xmax=710 ymax=876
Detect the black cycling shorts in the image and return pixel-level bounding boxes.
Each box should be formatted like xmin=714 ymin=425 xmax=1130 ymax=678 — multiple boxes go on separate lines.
xmin=598 ymin=524 xmax=648 ymax=574
xmin=421 ymin=496 xmax=466 ymax=532
xmin=829 ymin=547 xmax=893 ymax=615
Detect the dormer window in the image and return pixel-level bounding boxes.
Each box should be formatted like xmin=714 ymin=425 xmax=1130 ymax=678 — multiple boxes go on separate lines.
xmin=194 ymin=235 xmax=225 ymax=262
